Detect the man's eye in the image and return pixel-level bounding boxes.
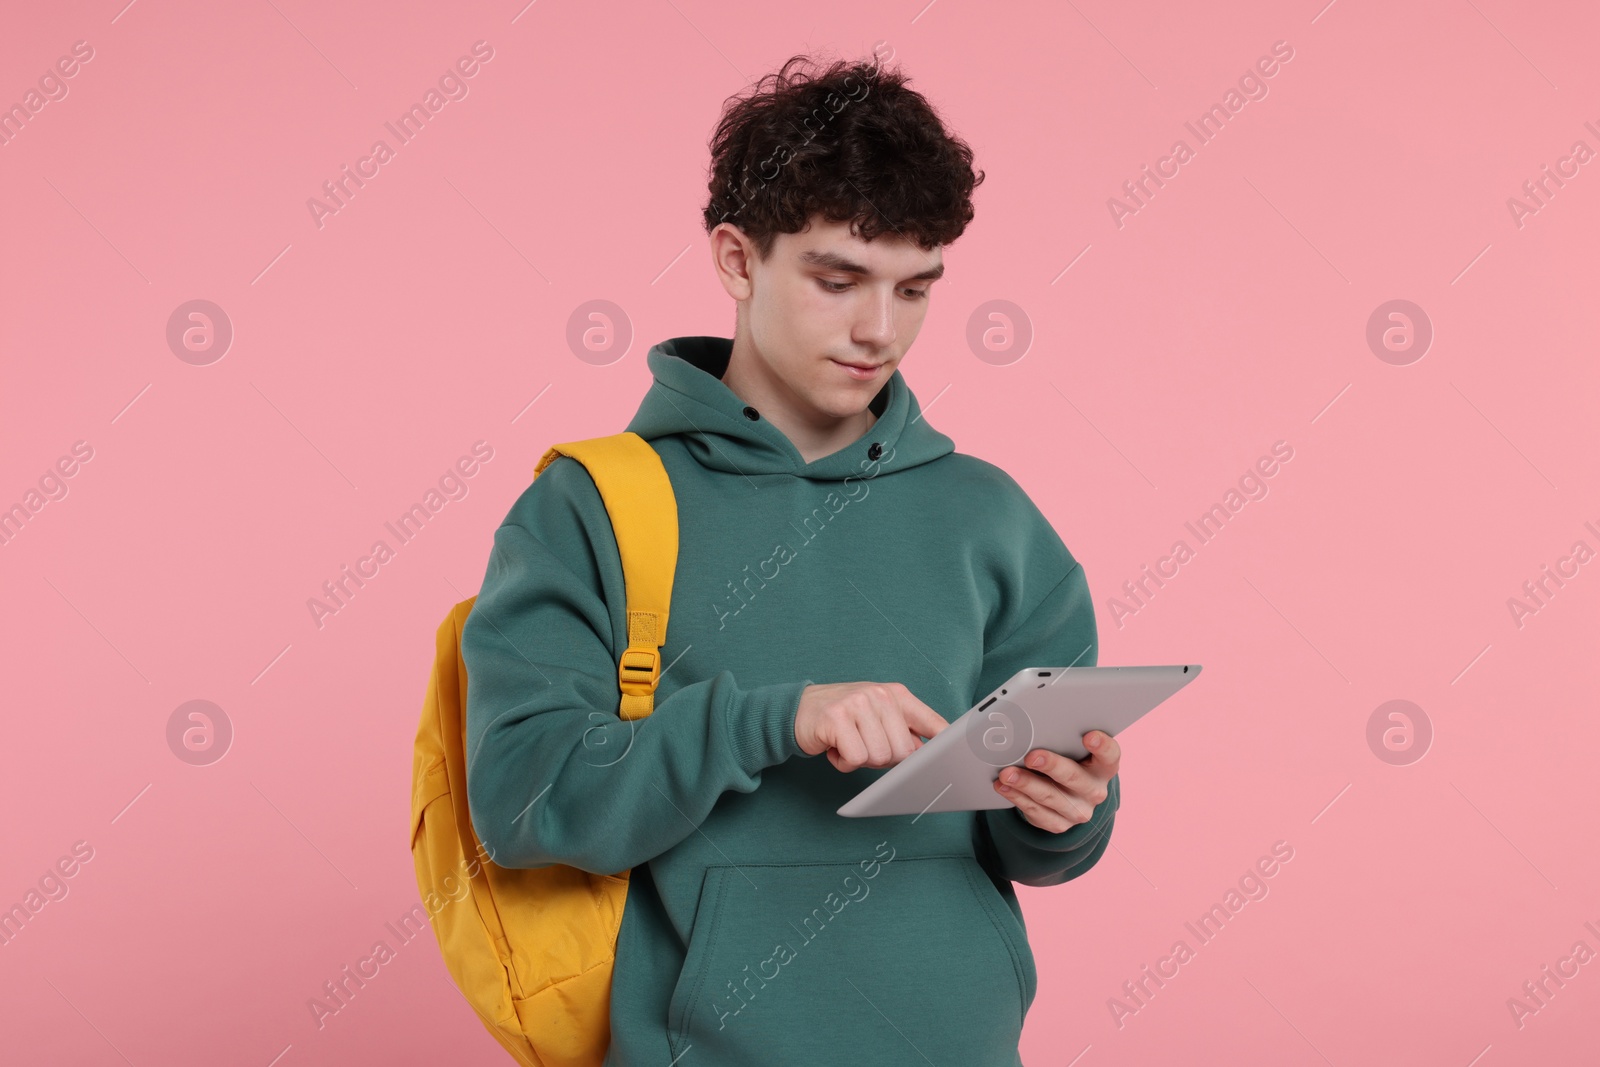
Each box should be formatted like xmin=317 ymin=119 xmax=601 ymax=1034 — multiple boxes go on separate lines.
xmin=818 ymin=279 xmax=929 ymax=299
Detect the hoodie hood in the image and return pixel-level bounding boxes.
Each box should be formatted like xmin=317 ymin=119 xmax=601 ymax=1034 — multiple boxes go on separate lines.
xmin=624 ymin=335 xmax=955 ymax=481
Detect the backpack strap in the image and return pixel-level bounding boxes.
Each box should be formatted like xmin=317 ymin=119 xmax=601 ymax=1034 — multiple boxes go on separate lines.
xmin=534 ymin=432 xmax=679 ymax=722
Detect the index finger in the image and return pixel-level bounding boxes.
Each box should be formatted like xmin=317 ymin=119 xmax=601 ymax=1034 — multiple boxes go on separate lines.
xmin=902 ymin=698 xmax=950 ymax=741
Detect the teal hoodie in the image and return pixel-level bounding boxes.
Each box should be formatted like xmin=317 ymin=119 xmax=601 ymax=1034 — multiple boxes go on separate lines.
xmin=463 ymin=335 xmax=1119 ymax=1067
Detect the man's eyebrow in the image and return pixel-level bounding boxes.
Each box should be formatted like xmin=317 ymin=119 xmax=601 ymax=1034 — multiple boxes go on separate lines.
xmin=799 ymin=249 xmax=944 ymax=282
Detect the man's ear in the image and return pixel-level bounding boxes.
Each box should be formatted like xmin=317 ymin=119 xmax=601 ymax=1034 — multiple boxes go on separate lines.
xmin=709 ymin=223 xmax=756 ymax=303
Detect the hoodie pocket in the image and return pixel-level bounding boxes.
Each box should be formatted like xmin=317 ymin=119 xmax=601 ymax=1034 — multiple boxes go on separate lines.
xmin=665 ymin=852 xmax=1032 ymax=1065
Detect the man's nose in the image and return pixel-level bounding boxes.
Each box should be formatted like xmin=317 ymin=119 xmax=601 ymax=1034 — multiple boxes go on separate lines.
xmin=854 ymin=288 xmax=897 ymax=347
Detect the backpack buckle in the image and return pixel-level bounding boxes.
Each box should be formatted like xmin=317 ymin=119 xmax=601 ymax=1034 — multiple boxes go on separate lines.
xmin=618 ymin=647 xmax=660 ymax=697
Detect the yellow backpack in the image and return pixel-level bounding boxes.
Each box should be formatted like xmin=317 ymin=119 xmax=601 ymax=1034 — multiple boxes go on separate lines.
xmin=408 ymin=432 xmax=679 ymax=1067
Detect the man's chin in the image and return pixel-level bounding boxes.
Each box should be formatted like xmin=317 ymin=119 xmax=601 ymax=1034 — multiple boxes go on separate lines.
xmin=805 ymin=388 xmax=872 ymax=421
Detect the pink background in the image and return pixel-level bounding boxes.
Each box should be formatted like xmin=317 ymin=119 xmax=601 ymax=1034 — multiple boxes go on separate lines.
xmin=4 ymin=1 xmax=1598 ymax=1064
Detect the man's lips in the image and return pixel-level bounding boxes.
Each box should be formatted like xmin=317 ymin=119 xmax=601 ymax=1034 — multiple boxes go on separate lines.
xmin=831 ymin=358 xmax=885 ymax=381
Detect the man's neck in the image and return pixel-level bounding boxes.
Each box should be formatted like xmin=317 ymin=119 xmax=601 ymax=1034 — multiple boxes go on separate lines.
xmin=721 ymin=343 xmax=878 ymax=465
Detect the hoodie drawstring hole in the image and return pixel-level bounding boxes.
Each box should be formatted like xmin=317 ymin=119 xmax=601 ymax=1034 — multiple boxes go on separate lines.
xmin=743 ymin=406 xmax=760 ymax=421
xmin=867 ymin=442 xmax=883 ymax=460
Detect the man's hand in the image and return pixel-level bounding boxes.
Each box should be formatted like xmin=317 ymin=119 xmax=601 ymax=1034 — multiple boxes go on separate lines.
xmin=993 ymin=731 xmax=1121 ymax=832
xmin=795 ymin=681 xmax=950 ymax=773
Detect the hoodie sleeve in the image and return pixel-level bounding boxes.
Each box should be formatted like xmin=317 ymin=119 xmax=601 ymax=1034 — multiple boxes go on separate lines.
xmin=971 ymin=561 xmax=1121 ymax=888
xmin=461 ymin=457 xmax=810 ymax=876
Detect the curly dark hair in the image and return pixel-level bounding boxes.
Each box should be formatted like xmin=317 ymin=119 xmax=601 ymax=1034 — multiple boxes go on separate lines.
xmin=702 ymin=51 xmax=984 ymax=259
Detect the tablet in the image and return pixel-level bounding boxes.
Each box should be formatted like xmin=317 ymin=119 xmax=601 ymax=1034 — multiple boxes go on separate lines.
xmin=837 ymin=664 xmax=1202 ymax=818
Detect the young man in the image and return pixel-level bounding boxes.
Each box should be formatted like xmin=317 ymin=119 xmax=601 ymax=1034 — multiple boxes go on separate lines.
xmin=463 ymin=54 xmax=1122 ymax=1066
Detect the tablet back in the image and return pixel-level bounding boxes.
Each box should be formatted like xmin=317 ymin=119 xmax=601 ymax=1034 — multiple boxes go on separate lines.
xmin=837 ymin=664 xmax=1202 ymax=818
